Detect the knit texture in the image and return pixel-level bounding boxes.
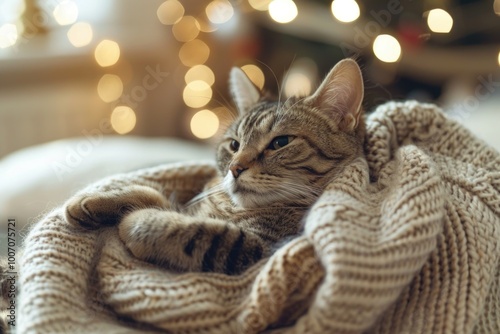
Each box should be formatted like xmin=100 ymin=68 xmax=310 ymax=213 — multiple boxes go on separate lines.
xmin=16 ymin=101 xmax=500 ymax=333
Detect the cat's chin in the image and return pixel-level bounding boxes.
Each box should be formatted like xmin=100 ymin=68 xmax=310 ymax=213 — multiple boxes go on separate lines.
xmin=229 ymin=193 xmax=263 ymax=209
xmin=223 ymin=174 xmax=270 ymax=209
xmin=226 ymin=184 xmax=261 ymax=209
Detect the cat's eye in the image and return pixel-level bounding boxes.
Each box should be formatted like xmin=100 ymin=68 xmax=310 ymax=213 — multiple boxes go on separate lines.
xmin=268 ymin=136 xmax=292 ymax=150
xmin=230 ymin=139 xmax=240 ymax=152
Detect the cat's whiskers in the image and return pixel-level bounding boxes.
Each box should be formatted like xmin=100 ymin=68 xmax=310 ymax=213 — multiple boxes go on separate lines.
xmin=278 ymin=181 xmax=321 ymax=200
xmin=210 ymin=95 xmax=238 ymax=121
xmin=185 ymin=184 xmax=226 ymax=208
xmin=245 ymin=178 xmax=321 ymax=206
xmin=267 ymin=187 xmax=310 ymax=206
xmin=283 ymin=96 xmax=306 ymax=114
xmin=283 ymin=179 xmax=322 ymax=194
xmin=275 ymin=95 xmax=293 ymax=125
xmin=277 ymin=56 xmax=297 ymax=109
xmin=275 ymin=96 xmax=307 ymax=126
xmin=256 ymin=59 xmax=282 ymax=110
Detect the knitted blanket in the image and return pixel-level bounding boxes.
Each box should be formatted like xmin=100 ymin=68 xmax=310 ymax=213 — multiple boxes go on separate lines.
xmin=17 ymin=101 xmax=500 ymax=333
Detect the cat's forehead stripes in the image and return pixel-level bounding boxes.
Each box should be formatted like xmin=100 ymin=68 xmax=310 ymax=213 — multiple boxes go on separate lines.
xmin=236 ymin=102 xmax=278 ymax=143
xmin=238 ymin=102 xmax=275 ymax=130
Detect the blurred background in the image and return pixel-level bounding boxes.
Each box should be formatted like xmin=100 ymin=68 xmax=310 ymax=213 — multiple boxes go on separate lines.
xmin=0 ymin=0 xmax=499 ymax=245
xmin=0 ymin=0 xmax=499 ymax=155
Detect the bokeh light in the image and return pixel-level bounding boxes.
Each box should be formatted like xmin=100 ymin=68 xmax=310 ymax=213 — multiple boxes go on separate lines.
xmin=172 ymin=16 xmax=200 ymax=42
xmin=183 ymin=80 xmax=213 ymax=108
xmin=248 ymin=0 xmax=272 ymax=11
xmin=67 ymin=22 xmax=93 ymax=47
xmin=53 ymin=0 xmax=79 ymax=26
xmin=241 ymin=64 xmax=265 ymax=89
xmin=283 ymin=58 xmax=317 ymax=97
xmin=94 ymin=40 xmax=120 ymax=67
xmin=268 ymin=0 xmax=298 ymax=24
xmin=178 ymin=39 xmax=210 ymax=67
xmin=373 ymin=34 xmax=402 ymax=63
xmin=284 ymin=72 xmax=312 ymax=97
xmin=185 ymin=65 xmax=215 ymax=86
xmin=0 ymin=1 xmax=25 ymax=22
xmin=157 ymin=0 xmax=185 ymax=25
xmin=331 ymin=0 xmax=360 ymax=23
xmin=0 ymin=24 xmax=18 ymax=49
xmin=111 ymin=106 xmax=136 ymax=134
xmin=97 ymin=74 xmax=123 ymax=103
xmin=196 ymin=16 xmax=218 ymax=33
xmin=206 ymin=0 xmax=234 ymax=24
xmin=427 ymin=9 xmax=453 ymax=33
xmin=190 ymin=109 xmax=219 ymax=139
xmin=498 ymin=51 xmax=500 ymax=66
xmin=495 ymin=0 xmax=500 ymax=16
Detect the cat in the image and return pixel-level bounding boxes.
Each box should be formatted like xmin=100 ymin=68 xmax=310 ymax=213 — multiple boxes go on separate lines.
xmin=64 ymin=58 xmax=366 ymax=275
xmin=0 ymin=257 xmax=12 ymax=334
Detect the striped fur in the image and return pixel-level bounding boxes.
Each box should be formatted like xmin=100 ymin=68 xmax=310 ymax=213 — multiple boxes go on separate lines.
xmin=65 ymin=59 xmax=366 ymax=275
xmin=0 ymin=257 xmax=12 ymax=334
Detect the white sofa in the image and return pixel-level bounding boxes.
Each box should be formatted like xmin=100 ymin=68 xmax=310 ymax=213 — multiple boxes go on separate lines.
xmin=0 ymin=136 xmax=215 ymax=255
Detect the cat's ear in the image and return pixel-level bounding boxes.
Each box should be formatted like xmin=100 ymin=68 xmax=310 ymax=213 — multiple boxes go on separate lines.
xmin=229 ymin=67 xmax=261 ymax=115
xmin=306 ymin=59 xmax=364 ymax=131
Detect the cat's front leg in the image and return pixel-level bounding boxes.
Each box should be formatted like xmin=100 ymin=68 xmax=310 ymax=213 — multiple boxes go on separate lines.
xmin=119 ymin=208 xmax=268 ymax=274
xmin=65 ymin=185 xmax=170 ymax=230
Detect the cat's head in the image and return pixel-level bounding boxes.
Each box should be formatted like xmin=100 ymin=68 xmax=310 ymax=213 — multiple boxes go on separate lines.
xmin=217 ymin=59 xmax=365 ymax=209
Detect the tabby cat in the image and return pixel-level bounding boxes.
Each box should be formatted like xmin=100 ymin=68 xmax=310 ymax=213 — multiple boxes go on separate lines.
xmin=65 ymin=58 xmax=366 ymax=275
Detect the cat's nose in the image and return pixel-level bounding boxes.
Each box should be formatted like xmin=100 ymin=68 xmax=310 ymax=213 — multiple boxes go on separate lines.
xmin=230 ymin=164 xmax=248 ymax=178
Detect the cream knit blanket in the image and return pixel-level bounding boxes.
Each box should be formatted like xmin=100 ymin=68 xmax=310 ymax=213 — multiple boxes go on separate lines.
xmin=17 ymin=101 xmax=500 ymax=333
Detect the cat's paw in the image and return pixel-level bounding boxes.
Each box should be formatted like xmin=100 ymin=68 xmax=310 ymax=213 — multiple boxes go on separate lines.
xmin=119 ymin=208 xmax=156 ymax=261
xmin=65 ymin=186 xmax=170 ymax=230
xmin=118 ymin=208 xmax=181 ymax=262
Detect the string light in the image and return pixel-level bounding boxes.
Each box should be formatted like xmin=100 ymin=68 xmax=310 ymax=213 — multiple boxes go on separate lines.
xmin=94 ymin=40 xmax=120 ymax=67
xmin=0 ymin=24 xmax=18 ymax=49
xmin=241 ymin=64 xmax=265 ymax=89
xmin=331 ymin=0 xmax=360 ymax=23
xmin=157 ymin=0 xmax=185 ymax=25
xmin=97 ymin=74 xmax=123 ymax=103
xmin=427 ymin=9 xmax=453 ymax=33
xmin=67 ymin=22 xmax=93 ymax=47
xmin=183 ymin=80 xmax=213 ymax=108
xmin=268 ymin=0 xmax=298 ymax=24
xmin=172 ymin=16 xmax=200 ymax=42
xmin=53 ymin=0 xmax=78 ymax=26
xmin=248 ymin=0 xmax=272 ymax=11
xmin=190 ymin=109 xmax=219 ymax=139
xmin=111 ymin=106 xmax=136 ymax=134
xmin=206 ymin=0 xmax=234 ymax=24
xmin=373 ymin=34 xmax=401 ymax=63
xmin=178 ymin=39 xmax=210 ymax=67
xmin=185 ymin=65 xmax=215 ymax=86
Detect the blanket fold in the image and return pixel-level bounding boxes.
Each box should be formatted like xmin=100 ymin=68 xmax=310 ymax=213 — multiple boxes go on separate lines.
xmin=17 ymin=101 xmax=500 ymax=333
